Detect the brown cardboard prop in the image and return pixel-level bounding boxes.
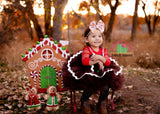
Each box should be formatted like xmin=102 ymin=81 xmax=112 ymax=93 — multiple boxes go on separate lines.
xmin=22 ymin=37 xmax=69 ymax=93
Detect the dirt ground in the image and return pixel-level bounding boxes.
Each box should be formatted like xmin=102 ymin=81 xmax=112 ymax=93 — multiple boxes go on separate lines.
xmin=0 ymin=67 xmax=160 ymax=114
xmin=111 ymin=67 xmax=160 ymax=114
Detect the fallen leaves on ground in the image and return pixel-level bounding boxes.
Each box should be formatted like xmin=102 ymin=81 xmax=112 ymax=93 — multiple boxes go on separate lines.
xmin=0 ymin=67 xmax=160 ymax=113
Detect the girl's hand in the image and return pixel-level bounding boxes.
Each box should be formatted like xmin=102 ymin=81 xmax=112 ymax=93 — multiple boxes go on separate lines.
xmin=90 ymin=55 xmax=101 ymax=61
xmin=98 ymin=61 xmax=104 ymax=70
xmin=89 ymin=59 xmax=104 ymax=70
xmin=90 ymin=54 xmax=106 ymax=63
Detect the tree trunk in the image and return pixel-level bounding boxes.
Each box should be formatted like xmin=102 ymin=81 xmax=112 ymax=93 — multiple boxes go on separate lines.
xmin=104 ymin=9 xmax=116 ymax=42
xmin=72 ymin=10 xmax=87 ymax=27
xmin=93 ymin=0 xmax=101 ymax=21
xmin=104 ymin=0 xmax=119 ymax=42
xmin=44 ymin=0 xmax=52 ymax=36
xmin=52 ymin=0 xmax=68 ymax=41
xmin=152 ymin=3 xmax=160 ymax=34
xmin=145 ymin=15 xmax=152 ymax=35
xmin=15 ymin=1 xmax=34 ymax=40
xmin=131 ymin=0 xmax=139 ymax=41
xmin=153 ymin=15 xmax=159 ymax=34
xmin=23 ymin=12 xmax=33 ymax=40
xmin=141 ymin=1 xmax=153 ymax=35
xmin=26 ymin=0 xmax=43 ymax=40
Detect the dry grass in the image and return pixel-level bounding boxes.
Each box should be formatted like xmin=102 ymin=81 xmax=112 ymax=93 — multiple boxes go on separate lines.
xmin=0 ymin=29 xmax=160 ymax=70
xmin=0 ymin=33 xmax=33 ymax=70
xmin=104 ymin=33 xmax=160 ymax=68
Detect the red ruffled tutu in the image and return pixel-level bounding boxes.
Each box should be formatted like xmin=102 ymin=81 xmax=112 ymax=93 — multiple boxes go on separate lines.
xmin=62 ymin=51 xmax=124 ymax=92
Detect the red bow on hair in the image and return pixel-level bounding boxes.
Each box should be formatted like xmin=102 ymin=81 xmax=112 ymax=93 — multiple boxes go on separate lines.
xmin=89 ymin=20 xmax=105 ymax=33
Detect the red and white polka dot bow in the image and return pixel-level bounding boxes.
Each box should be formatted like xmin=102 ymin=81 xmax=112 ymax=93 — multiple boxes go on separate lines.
xmin=89 ymin=20 xmax=105 ymax=33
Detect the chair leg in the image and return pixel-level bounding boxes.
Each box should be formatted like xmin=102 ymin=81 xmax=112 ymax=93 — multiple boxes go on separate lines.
xmin=73 ymin=91 xmax=76 ymax=114
xmin=110 ymin=91 xmax=115 ymax=111
xmin=70 ymin=91 xmax=76 ymax=114
xmin=70 ymin=91 xmax=73 ymax=108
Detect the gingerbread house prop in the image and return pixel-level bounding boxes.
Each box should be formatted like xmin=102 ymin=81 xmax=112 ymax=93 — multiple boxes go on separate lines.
xmin=21 ymin=36 xmax=69 ymax=93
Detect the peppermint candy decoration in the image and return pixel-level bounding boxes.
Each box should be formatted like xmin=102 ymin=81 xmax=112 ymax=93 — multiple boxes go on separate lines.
xmin=89 ymin=20 xmax=105 ymax=33
xmin=30 ymin=71 xmax=38 ymax=86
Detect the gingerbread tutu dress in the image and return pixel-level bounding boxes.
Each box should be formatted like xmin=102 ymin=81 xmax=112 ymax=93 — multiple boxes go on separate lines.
xmin=62 ymin=46 xmax=124 ymax=92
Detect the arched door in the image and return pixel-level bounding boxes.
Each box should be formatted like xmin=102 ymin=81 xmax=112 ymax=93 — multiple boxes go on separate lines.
xmin=40 ymin=66 xmax=57 ymax=88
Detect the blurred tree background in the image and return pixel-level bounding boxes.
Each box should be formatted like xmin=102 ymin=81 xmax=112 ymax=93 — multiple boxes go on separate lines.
xmin=0 ymin=1 xmax=160 ymax=114
xmin=0 ymin=0 xmax=160 ymax=69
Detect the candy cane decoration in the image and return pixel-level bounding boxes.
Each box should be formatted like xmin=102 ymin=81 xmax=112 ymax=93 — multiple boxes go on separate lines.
xmin=30 ymin=71 xmax=38 ymax=86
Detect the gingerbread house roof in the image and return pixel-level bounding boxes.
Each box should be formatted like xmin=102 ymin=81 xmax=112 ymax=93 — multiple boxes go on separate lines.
xmin=22 ymin=37 xmax=70 ymax=61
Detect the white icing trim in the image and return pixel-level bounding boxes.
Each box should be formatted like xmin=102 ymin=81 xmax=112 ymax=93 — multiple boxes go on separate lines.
xmin=28 ymin=60 xmax=39 ymax=70
xmin=23 ymin=38 xmax=70 ymax=60
xmin=28 ymin=57 xmax=43 ymax=70
xmin=67 ymin=51 xmax=123 ymax=80
xmin=41 ymin=48 xmax=54 ymax=61
xmin=59 ymin=40 xmax=69 ymax=46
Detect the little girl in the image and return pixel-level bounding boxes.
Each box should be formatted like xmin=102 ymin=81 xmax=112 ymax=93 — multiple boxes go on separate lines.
xmin=62 ymin=20 xmax=124 ymax=114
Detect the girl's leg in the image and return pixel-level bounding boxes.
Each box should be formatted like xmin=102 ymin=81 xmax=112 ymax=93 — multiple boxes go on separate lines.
xmin=81 ymin=90 xmax=92 ymax=102
xmin=80 ymin=90 xmax=92 ymax=114
xmin=99 ymin=85 xmax=109 ymax=101
xmin=98 ymin=85 xmax=109 ymax=114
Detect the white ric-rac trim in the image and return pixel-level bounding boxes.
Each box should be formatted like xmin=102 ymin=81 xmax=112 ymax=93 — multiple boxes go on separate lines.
xmin=67 ymin=51 xmax=123 ymax=80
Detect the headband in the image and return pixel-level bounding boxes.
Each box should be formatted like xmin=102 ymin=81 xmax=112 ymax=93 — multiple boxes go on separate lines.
xmin=89 ymin=20 xmax=105 ymax=33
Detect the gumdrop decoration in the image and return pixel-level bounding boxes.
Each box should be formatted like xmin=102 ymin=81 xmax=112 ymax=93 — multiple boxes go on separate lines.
xmin=45 ymin=35 xmax=48 ymax=38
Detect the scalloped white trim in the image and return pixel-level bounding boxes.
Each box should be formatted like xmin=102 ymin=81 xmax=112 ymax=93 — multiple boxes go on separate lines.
xmin=67 ymin=51 xmax=123 ymax=80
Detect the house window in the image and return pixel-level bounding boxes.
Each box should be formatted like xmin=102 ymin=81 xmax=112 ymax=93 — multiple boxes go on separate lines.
xmin=41 ymin=48 xmax=53 ymax=61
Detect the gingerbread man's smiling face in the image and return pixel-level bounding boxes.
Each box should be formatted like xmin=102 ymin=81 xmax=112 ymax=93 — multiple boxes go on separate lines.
xmin=29 ymin=87 xmax=36 ymax=95
xmin=50 ymin=87 xmax=56 ymax=93
xmin=48 ymin=86 xmax=57 ymax=94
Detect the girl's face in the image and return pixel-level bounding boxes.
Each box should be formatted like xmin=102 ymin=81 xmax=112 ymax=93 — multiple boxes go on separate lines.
xmin=86 ymin=29 xmax=103 ymax=49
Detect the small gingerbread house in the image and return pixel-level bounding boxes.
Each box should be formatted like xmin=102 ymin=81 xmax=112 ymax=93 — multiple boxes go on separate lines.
xmin=22 ymin=36 xmax=69 ymax=93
